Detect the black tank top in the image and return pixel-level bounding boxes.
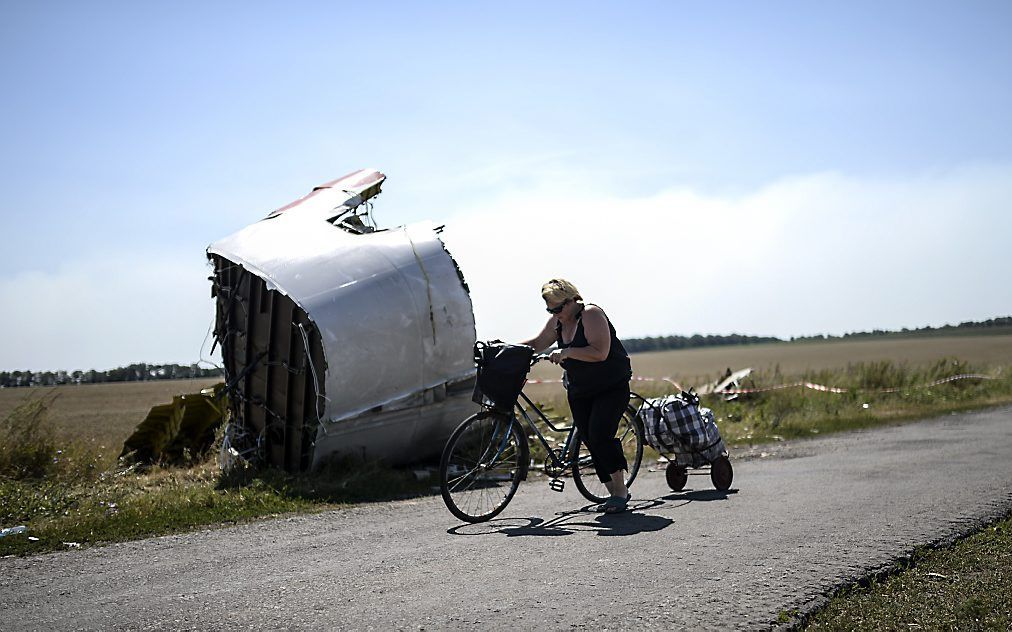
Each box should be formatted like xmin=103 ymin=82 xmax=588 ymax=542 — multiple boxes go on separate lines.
xmin=556 ymin=305 xmax=632 ymax=396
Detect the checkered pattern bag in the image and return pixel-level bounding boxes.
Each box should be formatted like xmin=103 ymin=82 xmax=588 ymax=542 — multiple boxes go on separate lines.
xmin=638 ymin=391 xmax=726 ymax=466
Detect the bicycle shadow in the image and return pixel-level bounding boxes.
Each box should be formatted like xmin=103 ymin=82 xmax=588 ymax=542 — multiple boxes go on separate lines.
xmin=447 ymin=509 xmax=671 ymax=538
xmin=446 ymin=488 xmax=737 ymax=538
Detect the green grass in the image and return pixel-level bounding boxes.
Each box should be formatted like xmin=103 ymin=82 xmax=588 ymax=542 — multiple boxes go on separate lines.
xmin=799 ymin=512 xmax=1012 ymax=630
xmin=0 ymin=397 xmax=434 ymax=557
xmin=0 ymin=459 xmax=436 ymax=557
xmin=714 ymin=358 xmax=1012 ymax=447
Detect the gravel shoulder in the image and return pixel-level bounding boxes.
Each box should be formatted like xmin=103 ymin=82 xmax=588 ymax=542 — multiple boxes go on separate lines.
xmin=3 ymin=406 xmax=1011 ymax=631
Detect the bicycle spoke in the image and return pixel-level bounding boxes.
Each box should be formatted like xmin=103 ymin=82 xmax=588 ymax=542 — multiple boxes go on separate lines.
xmin=572 ymin=406 xmax=644 ymax=504
xmin=440 ymin=411 xmax=526 ymax=522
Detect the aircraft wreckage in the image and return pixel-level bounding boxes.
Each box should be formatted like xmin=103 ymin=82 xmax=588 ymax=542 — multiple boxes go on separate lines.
xmin=207 ymin=169 xmax=478 ymax=472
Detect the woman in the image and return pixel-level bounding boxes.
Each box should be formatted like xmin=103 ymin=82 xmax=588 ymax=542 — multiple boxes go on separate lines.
xmin=520 ymin=279 xmax=634 ymax=513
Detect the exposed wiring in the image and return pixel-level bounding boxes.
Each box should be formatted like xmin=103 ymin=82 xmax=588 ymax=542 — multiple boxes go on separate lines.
xmin=297 ymin=322 xmax=330 ymax=436
xmin=364 ymin=199 xmax=377 ymax=231
xmin=263 ymin=359 xmax=306 ymax=375
xmin=198 ymin=315 xmax=223 ymax=370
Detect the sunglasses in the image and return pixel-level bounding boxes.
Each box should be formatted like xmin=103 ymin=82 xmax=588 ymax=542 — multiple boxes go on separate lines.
xmin=546 ymin=298 xmax=571 ymax=314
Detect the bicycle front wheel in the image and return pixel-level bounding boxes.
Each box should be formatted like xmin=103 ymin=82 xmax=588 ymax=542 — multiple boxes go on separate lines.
xmin=572 ymin=404 xmax=644 ymax=504
xmin=439 ymin=410 xmax=529 ymax=523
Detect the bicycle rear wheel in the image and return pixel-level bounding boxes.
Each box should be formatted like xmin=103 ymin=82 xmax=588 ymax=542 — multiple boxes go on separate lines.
xmin=439 ymin=410 xmax=529 ymax=523
xmin=572 ymin=405 xmax=644 ymax=504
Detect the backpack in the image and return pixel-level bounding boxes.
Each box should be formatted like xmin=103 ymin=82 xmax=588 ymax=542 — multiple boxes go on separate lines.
xmin=638 ymin=391 xmax=726 ymax=466
xmin=471 ymin=340 xmax=534 ymax=411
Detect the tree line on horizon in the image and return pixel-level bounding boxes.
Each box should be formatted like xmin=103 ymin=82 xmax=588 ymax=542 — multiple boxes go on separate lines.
xmin=3 ymin=317 xmax=1009 ymax=388
xmin=623 ymin=333 xmax=781 ymax=353
xmin=0 ymin=363 xmax=223 ymax=388
xmin=623 ymin=316 xmax=1012 ymax=353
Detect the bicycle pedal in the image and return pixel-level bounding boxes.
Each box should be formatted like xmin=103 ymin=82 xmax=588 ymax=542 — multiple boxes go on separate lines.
xmin=549 ymin=478 xmax=565 ymax=492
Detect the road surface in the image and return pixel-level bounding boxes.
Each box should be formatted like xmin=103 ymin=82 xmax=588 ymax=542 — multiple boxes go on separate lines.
xmin=2 ymin=406 xmax=1011 ymax=630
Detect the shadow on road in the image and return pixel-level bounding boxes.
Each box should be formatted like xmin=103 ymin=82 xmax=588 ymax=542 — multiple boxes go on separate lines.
xmin=447 ymin=487 xmax=738 ymax=537
xmin=663 ymin=488 xmax=739 ymax=503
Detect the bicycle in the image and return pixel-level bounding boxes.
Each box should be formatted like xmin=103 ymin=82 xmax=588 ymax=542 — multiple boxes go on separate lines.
xmin=439 ymin=352 xmax=646 ymax=523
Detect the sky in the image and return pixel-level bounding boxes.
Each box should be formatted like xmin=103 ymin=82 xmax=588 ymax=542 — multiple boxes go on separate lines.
xmin=1 ymin=1 xmax=1011 ymax=371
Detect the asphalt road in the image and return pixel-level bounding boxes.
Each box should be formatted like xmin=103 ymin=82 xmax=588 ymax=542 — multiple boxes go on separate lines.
xmin=3 ymin=407 xmax=1011 ymax=631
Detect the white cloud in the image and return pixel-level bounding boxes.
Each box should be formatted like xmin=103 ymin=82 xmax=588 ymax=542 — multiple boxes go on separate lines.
xmin=3 ymin=164 xmax=1010 ymax=371
xmin=439 ymin=164 xmax=1012 ymax=343
xmin=0 ymin=253 xmax=216 ymax=371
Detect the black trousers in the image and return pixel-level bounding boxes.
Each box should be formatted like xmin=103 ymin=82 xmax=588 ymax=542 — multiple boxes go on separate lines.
xmin=568 ymin=382 xmax=630 ymax=484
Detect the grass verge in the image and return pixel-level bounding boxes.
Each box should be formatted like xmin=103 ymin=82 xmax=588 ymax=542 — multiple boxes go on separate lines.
xmin=714 ymin=358 xmax=1012 ymax=447
xmin=0 ymin=397 xmax=435 ymax=557
xmin=794 ymin=511 xmax=1012 ymax=630
xmin=0 ymin=461 xmax=435 ymax=557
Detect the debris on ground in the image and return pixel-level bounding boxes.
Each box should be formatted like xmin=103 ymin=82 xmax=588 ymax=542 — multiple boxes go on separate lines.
xmin=119 ymin=383 xmax=226 ymax=467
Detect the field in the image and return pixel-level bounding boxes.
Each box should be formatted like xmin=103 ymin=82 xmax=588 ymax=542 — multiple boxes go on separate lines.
xmin=521 ymin=334 xmax=1012 ymax=454
xmin=0 ymin=378 xmax=221 ymax=453
xmin=526 ymin=333 xmax=1012 ymax=400
xmin=2 ymin=334 xmax=1011 ymax=455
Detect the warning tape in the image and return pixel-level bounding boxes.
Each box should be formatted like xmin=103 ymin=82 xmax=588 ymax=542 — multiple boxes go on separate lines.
xmin=526 ymin=376 xmax=685 ymax=390
xmin=526 ymin=373 xmax=998 ymax=395
xmin=719 ymin=373 xmax=998 ymax=395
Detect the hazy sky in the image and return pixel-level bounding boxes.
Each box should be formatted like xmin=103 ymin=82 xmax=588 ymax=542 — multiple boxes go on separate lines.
xmin=2 ymin=1 xmax=1011 ymax=370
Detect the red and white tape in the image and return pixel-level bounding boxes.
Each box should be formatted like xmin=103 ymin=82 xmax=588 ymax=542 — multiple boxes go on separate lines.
xmin=720 ymin=373 xmax=997 ymax=395
xmin=526 ymin=375 xmax=685 ymax=390
xmin=526 ymin=373 xmax=997 ymax=395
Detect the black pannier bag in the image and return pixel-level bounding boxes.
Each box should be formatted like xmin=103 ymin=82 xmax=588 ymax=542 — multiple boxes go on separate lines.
xmin=471 ymin=340 xmax=534 ymax=411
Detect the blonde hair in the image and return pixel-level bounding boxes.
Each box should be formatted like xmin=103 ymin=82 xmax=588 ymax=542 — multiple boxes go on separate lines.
xmin=541 ymin=279 xmax=582 ymax=304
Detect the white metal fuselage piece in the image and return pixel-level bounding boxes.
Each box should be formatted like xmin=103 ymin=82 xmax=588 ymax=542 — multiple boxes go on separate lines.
xmin=207 ymin=170 xmax=478 ymax=468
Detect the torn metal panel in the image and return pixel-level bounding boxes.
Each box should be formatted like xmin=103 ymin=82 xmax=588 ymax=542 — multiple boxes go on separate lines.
xmin=696 ymin=367 xmax=753 ymax=400
xmin=120 ymin=384 xmax=226 ymax=466
xmin=207 ymin=169 xmax=478 ymax=471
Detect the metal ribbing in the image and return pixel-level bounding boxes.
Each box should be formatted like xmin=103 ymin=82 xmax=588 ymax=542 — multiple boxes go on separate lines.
xmin=211 ymin=255 xmax=325 ymax=473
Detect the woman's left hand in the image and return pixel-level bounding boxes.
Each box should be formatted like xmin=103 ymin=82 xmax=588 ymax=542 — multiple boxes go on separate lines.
xmin=548 ymin=349 xmax=568 ymax=364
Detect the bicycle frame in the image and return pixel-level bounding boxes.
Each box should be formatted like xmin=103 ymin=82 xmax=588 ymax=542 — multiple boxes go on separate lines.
xmin=513 ymin=390 xmax=580 ymax=473
xmin=473 ymin=347 xmax=648 ymax=477
xmin=482 ymin=389 xmax=650 ymax=474
xmin=628 ymin=391 xmax=651 ymax=410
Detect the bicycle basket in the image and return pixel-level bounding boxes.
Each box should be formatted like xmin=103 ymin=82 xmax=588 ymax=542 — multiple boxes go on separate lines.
xmin=471 ymin=340 xmax=534 ymax=411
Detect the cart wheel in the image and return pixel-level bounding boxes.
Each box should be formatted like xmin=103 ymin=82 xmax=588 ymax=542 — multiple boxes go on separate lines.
xmin=710 ymin=455 xmax=733 ymax=491
xmin=665 ymin=462 xmax=688 ymax=491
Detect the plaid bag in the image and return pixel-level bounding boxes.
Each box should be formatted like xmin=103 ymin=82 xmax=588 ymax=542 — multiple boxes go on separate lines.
xmin=638 ymin=391 xmax=726 ymax=466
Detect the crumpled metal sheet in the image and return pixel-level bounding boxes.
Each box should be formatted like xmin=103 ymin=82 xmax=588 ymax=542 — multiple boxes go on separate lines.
xmin=120 ymin=383 xmax=226 ymax=466
xmin=207 ymin=169 xmax=477 ymax=468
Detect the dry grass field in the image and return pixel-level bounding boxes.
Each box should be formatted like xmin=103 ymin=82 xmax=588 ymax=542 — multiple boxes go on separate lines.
xmin=525 ymin=334 xmax=1012 ymax=400
xmin=2 ymin=334 xmax=1010 ymax=451
xmin=0 ymin=378 xmax=221 ymax=449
